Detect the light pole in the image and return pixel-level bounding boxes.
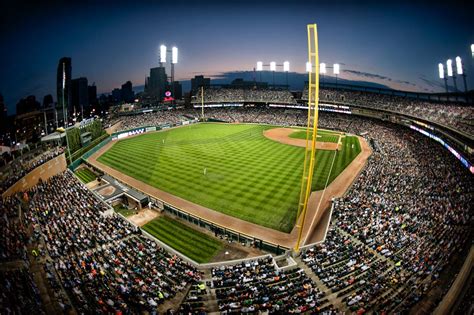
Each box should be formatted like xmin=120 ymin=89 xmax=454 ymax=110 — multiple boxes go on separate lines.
xmin=257 ymin=61 xmax=263 ymax=83
xmin=447 ymin=59 xmax=458 ymax=101
xmin=171 ymin=47 xmax=178 ymax=103
xmin=438 ymin=63 xmax=449 ymax=101
xmin=62 ymin=62 xmax=72 ymax=165
xmin=456 ymin=56 xmax=468 ymax=103
xmin=283 ymin=61 xmax=290 ymax=89
xmin=320 ymin=63 xmax=327 ymax=87
xmin=160 ymin=44 xmax=179 ymax=104
xmin=333 ymin=63 xmax=340 ymax=88
xmin=256 ymin=61 xmax=289 ymax=89
xmin=270 ymin=62 xmax=276 ymax=88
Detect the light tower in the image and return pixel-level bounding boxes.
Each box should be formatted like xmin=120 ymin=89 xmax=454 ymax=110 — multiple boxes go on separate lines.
xmin=333 ymin=63 xmax=340 ymax=88
xmin=159 ymin=44 xmax=179 ymax=103
xmin=320 ymin=63 xmax=327 ymax=86
xmin=257 ymin=61 xmax=263 ymax=82
xmin=171 ymin=47 xmax=178 ymax=102
xmin=455 ymin=56 xmax=468 ymax=102
xmin=270 ymin=61 xmax=276 ymax=88
xmin=283 ymin=61 xmax=290 ymax=89
xmin=62 ymin=62 xmax=72 ymax=165
xmin=160 ymin=45 xmax=167 ymax=65
xmin=447 ymin=59 xmax=458 ymax=101
xmin=256 ymin=61 xmax=290 ymax=88
xmin=438 ymin=63 xmax=449 ymax=101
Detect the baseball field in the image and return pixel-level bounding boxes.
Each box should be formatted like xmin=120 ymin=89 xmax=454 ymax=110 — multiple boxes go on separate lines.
xmin=97 ymin=123 xmax=360 ymax=232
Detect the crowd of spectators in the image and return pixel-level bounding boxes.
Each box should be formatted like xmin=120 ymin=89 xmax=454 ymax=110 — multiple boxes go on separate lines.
xmin=302 ymin=117 xmax=472 ymax=313
xmin=0 ymin=106 xmax=472 ymax=313
xmin=22 ymin=171 xmax=202 ymax=313
xmin=303 ymin=87 xmax=474 ymax=135
xmin=0 ymin=195 xmax=29 ymax=262
xmin=0 ymin=146 xmax=64 ymax=194
xmin=193 ymin=88 xmax=297 ymax=105
xmin=0 ymin=269 xmax=44 ymax=314
xmin=211 ymin=256 xmax=337 ymax=314
xmin=116 ymin=110 xmax=192 ymax=132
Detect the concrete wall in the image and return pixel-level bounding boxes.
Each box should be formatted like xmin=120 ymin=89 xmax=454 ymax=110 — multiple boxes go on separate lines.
xmin=2 ymin=153 xmax=67 ymax=197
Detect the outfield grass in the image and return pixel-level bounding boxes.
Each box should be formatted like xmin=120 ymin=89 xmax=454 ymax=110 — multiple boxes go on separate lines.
xmin=74 ymin=168 xmax=97 ymax=184
xmin=113 ymin=204 xmax=136 ymax=217
xmin=289 ymin=129 xmax=340 ymax=143
xmin=98 ymin=123 xmax=360 ymax=232
xmin=142 ymin=216 xmax=222 ymax=263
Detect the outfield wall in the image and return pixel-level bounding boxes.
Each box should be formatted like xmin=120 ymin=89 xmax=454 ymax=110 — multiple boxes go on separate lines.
xmin=2 ymin=153 xmax=67 ymax=197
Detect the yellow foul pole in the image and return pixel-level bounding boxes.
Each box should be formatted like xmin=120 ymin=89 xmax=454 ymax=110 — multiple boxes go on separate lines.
xmin=294 ymin=24 xmax=320 ymax=252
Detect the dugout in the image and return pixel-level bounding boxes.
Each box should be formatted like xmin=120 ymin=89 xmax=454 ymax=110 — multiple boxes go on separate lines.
xmin=93 ymin=174 xmax=149 ymax=210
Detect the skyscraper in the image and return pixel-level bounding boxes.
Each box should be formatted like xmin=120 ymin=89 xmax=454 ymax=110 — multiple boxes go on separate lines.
xmin=146 ymin=66 xmax=168 ymax=97
xmin=71 ymin=77 xmax=89 ymax=116
xmin=42 ymin=94 xmax=54 ymax=108
xmin=121 ymin=81 xmax=134 ymax=102
xmin=57 ymin=57 xmax=72 ymax=113
xmin=170 ymin=81 xmax=183 ymax=99
xmin=88 ymin=84 xmax=98 ymax=106
xmin=112 ymin=88 xmax=122 ymax=103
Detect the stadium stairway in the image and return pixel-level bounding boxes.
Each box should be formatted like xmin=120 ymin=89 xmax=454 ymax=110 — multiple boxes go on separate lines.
xmin=179 ymin=269 xmax=220 ymax=314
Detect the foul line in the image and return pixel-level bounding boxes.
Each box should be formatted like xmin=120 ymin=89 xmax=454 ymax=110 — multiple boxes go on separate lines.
xmin=302 ymin=147 xmax=338 ymax=245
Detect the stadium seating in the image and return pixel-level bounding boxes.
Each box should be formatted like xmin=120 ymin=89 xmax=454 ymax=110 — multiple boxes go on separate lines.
xmin=194 ymin=87 xmax=297 ymax=105
xmin=0 ymin=103 xmax=472 ymax=314
xmin=304 ymin=87 xmax=474 ymax=135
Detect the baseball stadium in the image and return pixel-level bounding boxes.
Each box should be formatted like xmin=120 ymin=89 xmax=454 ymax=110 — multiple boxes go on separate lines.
xmin=1 ymin=7 xmax=474 ymax=315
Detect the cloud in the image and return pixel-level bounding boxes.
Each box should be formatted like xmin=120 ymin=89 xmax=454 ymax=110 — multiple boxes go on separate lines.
xmin=343 ymin=69 xmax=391 ymax=81
xmin=344 ymin=69 xmax=419 ymax=88
xmin=418 ymin=75 xmax=444 ymax=89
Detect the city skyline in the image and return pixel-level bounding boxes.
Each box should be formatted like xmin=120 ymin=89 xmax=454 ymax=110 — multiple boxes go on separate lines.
xmin=1 ymin=0 xmax=473 ymax=114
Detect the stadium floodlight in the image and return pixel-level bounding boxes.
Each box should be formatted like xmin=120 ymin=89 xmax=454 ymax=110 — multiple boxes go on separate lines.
xmin=333 ymin=63 xmax=340 ymax=75
xmin=283 ymin=61 xmax=290 ymax=72
xmin=172 ymin=47 xmax=178 ymax=64
xmin=306 ymin=62 xmax=312 ymax=72
xmin=270 ymin=62 xmax=276 ymax=71
xmin=160 ymin=45 xmax=167 ymax=63
xmin=455 ymin=56 xmax=463 ymax=75
xmin=62 ymin=64 xmax=66 ymax=89
xmin=471 ymin=44 xmax=474 ymax=54
xmin=438 ymin=63 xmax=445 ymax=79
xmin=256 ymin=61 xmax=263 ymax=71
xmin=446 ymin=59 xmax=453 ymax=77
xmin=320 ymin=63 xmax=327 ymax=74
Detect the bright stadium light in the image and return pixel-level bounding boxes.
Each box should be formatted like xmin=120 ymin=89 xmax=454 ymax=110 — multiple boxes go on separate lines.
xmin=333 ymin=63 xmax=340 ymax=75
xmin=446 ymin=59 xmax=453 ymax=77
xmin=160 ymin=45 xmax=167 ymax=63
xmin=471 ymin=44 xmax=474 ymax=55
xmin=306 ymin=62 xmax=312 ymax=72
xmin=172 ymin=47 xmax=178 ymax=64
xmin=320 ymin=63 xmax=327 ymax=74
xmin=455 ymin=56 xmax=463 ymax=75
xmin=438 ymin=63 xmax=445 ymax=79
xmin=256 ymin=61 xmax=263 ymax=71
xmin=270 ymin=61 xmax=276 ymax=71
xmin=283 ymin=61 xmax=290 ymax=72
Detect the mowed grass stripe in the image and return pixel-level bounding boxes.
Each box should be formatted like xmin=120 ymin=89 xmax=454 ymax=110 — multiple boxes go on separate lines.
xmin=142 ymin=216 xmax=222 ymax=263
xmin=74 ymin=168 xmax=97 ymax=184
xmin=98 ymin=123 xmax=360 ymax=232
